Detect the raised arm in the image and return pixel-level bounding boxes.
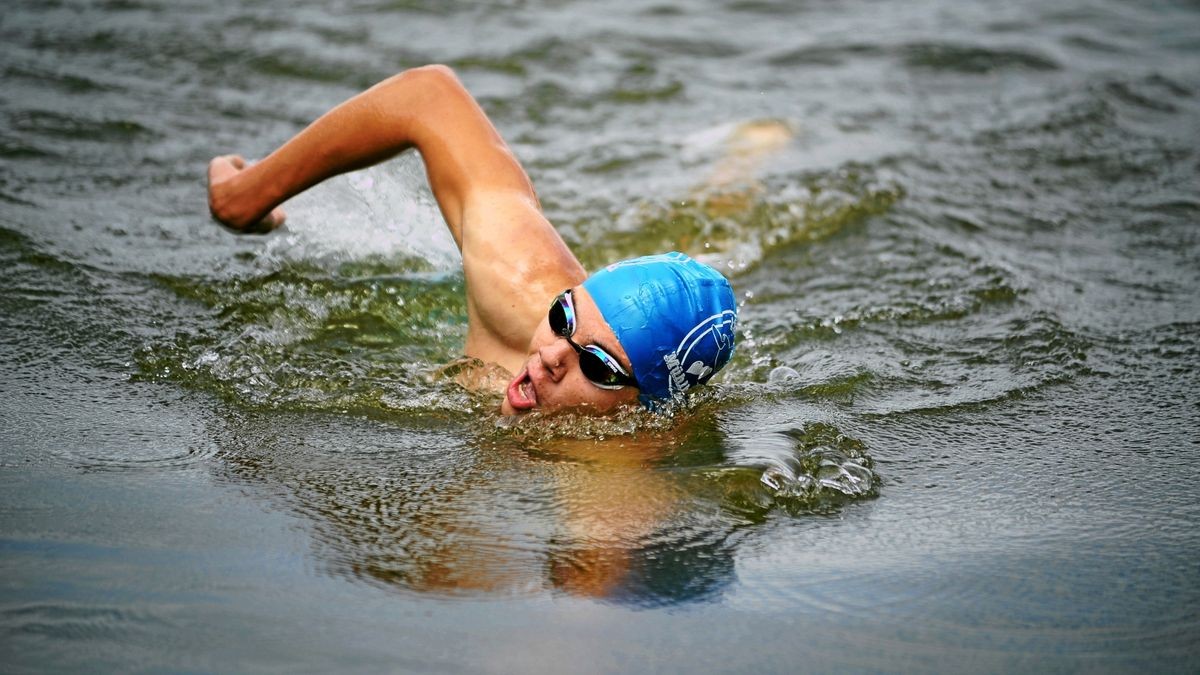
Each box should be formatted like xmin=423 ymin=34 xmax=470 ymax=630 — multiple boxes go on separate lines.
xmin=209 ymin=66 xmax=520 ymax=234
xmin=208 ymin=65 xmax=586 ymax=371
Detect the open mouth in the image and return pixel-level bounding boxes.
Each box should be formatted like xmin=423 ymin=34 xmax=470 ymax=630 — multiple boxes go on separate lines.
xmin=505 ymin=367 xmax=538 ymax=411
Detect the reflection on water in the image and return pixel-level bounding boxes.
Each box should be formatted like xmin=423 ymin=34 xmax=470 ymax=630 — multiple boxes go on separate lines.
xmin=211 ymin=403 xmax=875 ymax=606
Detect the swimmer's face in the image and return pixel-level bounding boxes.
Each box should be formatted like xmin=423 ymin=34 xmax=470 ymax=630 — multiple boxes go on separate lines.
xmin=501 ymin=286 xmax=640 ymax=416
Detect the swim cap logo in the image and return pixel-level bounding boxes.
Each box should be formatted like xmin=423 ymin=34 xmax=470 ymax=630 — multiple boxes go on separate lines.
xmin=664 ymin=310 xmax=737 ymax=396
xmin=664 ymin=351 xmax=689 ymax=392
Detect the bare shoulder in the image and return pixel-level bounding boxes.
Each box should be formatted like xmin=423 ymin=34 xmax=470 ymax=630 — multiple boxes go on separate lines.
xmin=458 ymin=190 xmax=585 ymax=372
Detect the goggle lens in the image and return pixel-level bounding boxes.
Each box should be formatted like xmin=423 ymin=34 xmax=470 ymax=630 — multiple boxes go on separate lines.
xmin=548 ymin=290 xmax=636 ymax=390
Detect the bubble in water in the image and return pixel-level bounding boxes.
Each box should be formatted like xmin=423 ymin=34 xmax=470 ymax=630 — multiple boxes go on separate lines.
xmin=768 ymin=365 xmax=800 ymax=382
xmin=812 ymin=452 xmax=875 ymax=496
xmin=759 ymin=444 xmax=877 ymax=505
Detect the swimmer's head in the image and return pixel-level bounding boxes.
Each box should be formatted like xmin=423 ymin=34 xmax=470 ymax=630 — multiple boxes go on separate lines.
xmin=582 ymin=252 xmax=738 ymax=410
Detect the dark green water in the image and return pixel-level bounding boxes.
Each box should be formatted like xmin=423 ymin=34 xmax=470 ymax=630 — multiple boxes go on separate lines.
xmin=2 ymin=0 xmax=1198 ymax=671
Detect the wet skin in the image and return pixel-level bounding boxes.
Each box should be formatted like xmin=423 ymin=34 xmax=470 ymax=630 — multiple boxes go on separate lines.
xmin=501 ymin=286 xmax=640 ymax=416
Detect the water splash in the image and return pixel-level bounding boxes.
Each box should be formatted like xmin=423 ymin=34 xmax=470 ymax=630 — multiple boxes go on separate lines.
xmin=754 ymin=422 xmax=878 ymax=511
xmin=760 ymin=446 xmax=875 ymax=500
xmin=134 ymin=256 xmax=477 ymax=416
xmin=258 ymin=156 xmax=461 ymax=271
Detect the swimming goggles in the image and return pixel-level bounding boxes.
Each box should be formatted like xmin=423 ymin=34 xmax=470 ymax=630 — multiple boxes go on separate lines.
xmin=548 ymin=289 xmax=638 ymax=390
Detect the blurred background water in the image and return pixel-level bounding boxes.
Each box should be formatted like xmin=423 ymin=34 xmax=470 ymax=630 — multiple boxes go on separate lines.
xmin=1 ymin=0 xmax=1198 ymax=671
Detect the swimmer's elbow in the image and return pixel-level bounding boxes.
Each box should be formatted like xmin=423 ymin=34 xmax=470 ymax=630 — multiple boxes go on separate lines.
xmin=411 ymin=64 xmax=459 ymax=82
xmin=373 ymin=65 xmax=472 ymax=123
xmin=397 ymin=64 xmax=465 ymax=96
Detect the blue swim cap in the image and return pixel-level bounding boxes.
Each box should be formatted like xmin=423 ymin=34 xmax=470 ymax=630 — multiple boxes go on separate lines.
xmin=581 ymin=252 xmax=738 ymax=410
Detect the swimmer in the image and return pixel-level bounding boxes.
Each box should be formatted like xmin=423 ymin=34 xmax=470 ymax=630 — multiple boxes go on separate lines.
xmin=207 ymin=65 xmax=737 ymax=416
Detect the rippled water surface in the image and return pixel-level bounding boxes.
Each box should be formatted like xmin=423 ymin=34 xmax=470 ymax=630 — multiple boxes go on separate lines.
xmin=2 ymin=0 xmax=1198 ymax=671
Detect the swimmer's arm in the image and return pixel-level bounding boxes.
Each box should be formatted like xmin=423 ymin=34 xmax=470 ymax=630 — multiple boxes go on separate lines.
xmin=208 ymin=65 xmax=582 ymax=364
xmin=207 ymin=65 xmax=534 ymax=237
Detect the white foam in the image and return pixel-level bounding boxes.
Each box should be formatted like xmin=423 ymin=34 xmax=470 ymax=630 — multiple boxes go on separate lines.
xmin=261 ymin=153 xmax=461 ymax=270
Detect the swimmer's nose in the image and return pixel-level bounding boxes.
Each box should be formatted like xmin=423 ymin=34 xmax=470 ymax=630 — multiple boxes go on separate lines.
xmin=539 ymin=339 xmax=574 ymax=383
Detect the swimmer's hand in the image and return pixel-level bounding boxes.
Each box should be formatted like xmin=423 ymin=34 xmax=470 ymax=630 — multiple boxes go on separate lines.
xmin=207 ymin=155 xmax=287 ymax=234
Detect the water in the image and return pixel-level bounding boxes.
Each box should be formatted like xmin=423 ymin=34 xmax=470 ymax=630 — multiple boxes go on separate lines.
xmin=2 ymin=0 xmax=1198 ymax=670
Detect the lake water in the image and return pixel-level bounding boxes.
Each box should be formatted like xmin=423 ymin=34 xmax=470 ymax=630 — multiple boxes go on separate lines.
xmin=1 ymin=0 xmax=1198 ymax=671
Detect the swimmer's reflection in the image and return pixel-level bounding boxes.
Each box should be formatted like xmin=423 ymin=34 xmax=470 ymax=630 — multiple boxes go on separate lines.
xmin=215 ymin=410 xmax=746 ymax=607
xmin=532 ymin=433 xmax=738 ymax=606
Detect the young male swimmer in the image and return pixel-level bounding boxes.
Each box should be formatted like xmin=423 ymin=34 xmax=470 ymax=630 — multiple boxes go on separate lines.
xmin=207 ymin=65 xmax=737 ymax=416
